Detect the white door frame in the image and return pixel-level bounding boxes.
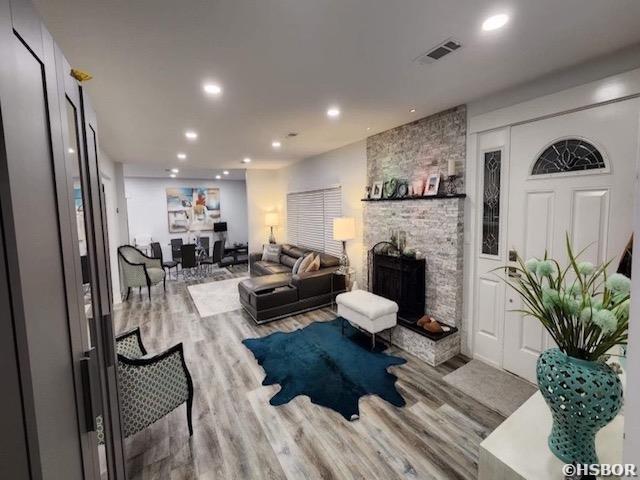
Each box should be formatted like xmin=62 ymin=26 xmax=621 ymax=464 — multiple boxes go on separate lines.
xmin=622 ymin=109 xmax=640 ymax=468
xmin=464 ymin=68 xmax=640 ymax=364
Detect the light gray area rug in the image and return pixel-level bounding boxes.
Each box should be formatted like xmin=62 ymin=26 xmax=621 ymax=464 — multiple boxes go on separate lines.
xmin=443 ymin=360 xmax=537 ymax=417
xmin=187 ymin=276 xmax=249 ymax=318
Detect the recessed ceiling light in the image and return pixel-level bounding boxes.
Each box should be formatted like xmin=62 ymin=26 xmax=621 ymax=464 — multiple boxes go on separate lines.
xmin=366 ymin=127 xmax=371 ymax=131
xmin=215 ymin=174 xmax=221 ymax=180
xmin=223 ymin=170 xmax=229 ymax=175
xmin=177 ymin=152 xmax=187 ymax=160
xmin=169 ymin=173 xmax=177 ymax=178
xmin=170 ymin=168 xmax=179 ymax=173
xmin=68 ymin=147 xmax=75 ymax=154
xmin=203 ymin=83 xmax=222 ymax=95
xmin=185 ymin=130 xmax=198 ymax=140
xmin=272 ymin=140 xmax=281 ymax=148
xmin=327 ymin=107 xmax=341 ymax=118
xmin=409 ymin=108 xmax=416 ymax=113
xmin=242 ymin=157 xmax=252 ymax=163
xmin=482 ymin=14 xmax=509 ymax=31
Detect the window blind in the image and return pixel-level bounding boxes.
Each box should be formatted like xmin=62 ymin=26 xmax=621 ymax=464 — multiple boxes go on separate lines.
xmin=287 ymin=186 xmax=342 ymax=256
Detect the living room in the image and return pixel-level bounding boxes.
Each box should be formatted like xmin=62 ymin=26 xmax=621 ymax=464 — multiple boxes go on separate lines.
xmin=1 ymin=1 xmax=639 ymax=480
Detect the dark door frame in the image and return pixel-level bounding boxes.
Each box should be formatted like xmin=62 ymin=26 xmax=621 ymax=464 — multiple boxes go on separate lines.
xmin=80 ymin=85 xmax=126 ymax=479
xmin=0 ymin=0 xmax=126 ymax=477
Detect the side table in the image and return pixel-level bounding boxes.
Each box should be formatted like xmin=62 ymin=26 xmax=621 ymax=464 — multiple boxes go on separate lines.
xmin=331 ymin=268 xmax=354 ymax=310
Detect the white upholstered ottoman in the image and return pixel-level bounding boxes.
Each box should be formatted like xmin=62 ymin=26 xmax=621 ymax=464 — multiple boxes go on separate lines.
xmin=336 ymin=290 xmax=398 ymax=349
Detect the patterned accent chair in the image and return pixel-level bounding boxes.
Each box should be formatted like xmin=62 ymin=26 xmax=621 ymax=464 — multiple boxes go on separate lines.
xmin=98 ymin=327 xmax=194 ymax=443
xmin=118 ymin=245 xmax=166 ymax=300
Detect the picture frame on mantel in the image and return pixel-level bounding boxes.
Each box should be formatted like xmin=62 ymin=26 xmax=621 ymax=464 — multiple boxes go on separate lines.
xmin=424 ymin=174 xmax=440 ymax=196
xmin=371 ymin=181 xmax=383 ymax=199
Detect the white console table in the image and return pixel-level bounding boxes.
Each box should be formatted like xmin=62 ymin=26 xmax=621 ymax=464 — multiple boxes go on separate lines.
xmin=479 ymin=392 xmax=624 ymax=480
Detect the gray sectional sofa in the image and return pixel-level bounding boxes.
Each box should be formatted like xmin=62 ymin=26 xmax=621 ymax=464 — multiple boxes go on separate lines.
xmin=238 ymin=244 xmax=346 ymax=323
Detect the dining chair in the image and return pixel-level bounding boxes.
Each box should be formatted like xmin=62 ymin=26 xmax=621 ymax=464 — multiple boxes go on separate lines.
xmin=180 ymin=244 xmax=199 ymax=279
xmin=199 ymin=237 xmax=216 ymax=275
xmin=170 ymin=238 xmax=183 ymax=265
xmin=213 ymin=240 xmax=235 ymax=268
xmin=80 ymin=254 xmax=91 ymax=296
xmin=150 ymin=242 xmax=179 ymax=280
xmin=199 ymin=236 xmax=210 ymax=258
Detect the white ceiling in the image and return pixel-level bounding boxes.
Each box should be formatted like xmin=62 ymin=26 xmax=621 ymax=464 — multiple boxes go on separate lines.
xmin=123 ymin=164 xmax=246 ymax=181
xmin=35 ymin=0 xmax=640 ymax=171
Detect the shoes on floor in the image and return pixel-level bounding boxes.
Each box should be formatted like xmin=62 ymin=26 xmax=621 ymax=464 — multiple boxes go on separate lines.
xmin=417 ymin=315 xmax=444 ymax=333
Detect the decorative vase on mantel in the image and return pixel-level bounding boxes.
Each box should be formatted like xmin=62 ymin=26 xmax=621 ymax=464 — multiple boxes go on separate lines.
xmin=502 ymin=235 xmax=629 ymax=465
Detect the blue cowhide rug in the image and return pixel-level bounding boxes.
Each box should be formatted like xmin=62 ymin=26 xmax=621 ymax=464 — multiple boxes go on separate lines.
xmin=242 ymin=318 xmax=406 ymax=420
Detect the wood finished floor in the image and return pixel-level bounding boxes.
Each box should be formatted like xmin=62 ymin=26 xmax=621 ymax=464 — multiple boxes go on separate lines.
xmin=113 ymin=266 xmax=505 ymax=480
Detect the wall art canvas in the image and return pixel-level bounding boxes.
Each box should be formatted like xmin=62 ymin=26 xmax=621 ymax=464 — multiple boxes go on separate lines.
xmin=166 ymin=187 xmax=221 ymax=233
xmin=190 ymin=187 xmax=221 ymax=231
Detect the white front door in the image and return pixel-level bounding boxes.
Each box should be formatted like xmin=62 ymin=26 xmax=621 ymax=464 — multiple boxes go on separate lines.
xmin=473 ymin=128 xmax=510 ymax=367
xmin=503 ymin=99 xmax=639 ymax=382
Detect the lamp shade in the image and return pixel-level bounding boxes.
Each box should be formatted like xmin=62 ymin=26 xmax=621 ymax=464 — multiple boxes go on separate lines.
xmin=333 ymin=217 xmax=355 ymax=241
xmin=265 ymin=212 xmax=279 ymax=227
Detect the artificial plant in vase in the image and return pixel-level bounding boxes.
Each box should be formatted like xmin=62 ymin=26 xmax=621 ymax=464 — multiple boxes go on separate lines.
xmin=502 ymin=235 xmax=629 ymax=465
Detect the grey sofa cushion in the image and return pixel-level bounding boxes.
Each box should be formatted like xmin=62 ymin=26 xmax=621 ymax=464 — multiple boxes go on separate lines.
xmin=265 ymin=264 xmax=292 ymax=274
xmin=291 ymin=256 xmax=304 ymax=274
xmin=280 ymin=255 xmax=298 ymax=268
xmin=281 ymin=244 xmax=309 ymax=258
xmin=253 ymin=261 xmax=292 ymax=275
xmin=262 ymin=244 xmax=282 ymax=263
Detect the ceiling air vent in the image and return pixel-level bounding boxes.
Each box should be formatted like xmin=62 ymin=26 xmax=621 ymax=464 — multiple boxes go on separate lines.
xmin=414 ymin=38 xmax=462 ymax=65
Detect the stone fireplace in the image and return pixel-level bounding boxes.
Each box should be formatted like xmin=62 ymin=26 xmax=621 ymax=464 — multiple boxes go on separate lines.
xmin=363 ymin=106 xmax=466 ymax=365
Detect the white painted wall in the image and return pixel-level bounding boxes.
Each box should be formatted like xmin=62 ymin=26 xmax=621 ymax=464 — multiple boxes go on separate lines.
xmin=245 ymin=140 xmax=367 ymax=284
xmin=98 ymin=150 xmax=124 ymax=303
xmin=245 ymin=169 xmax=285 ymax=253
xmin=467 ymin=43 xmax=640 ymax=118
xmin=280 ymin=140 xmax=367 ymax=285
xmin=113 ymin=161 xmax=129 ymax=246
xmin=124 ymin=177 xmax=248 ymax=260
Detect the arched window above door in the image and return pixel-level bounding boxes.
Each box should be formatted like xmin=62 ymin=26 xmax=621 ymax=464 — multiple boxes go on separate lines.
xmin=531 ymin=138 xmax=606 ymax=175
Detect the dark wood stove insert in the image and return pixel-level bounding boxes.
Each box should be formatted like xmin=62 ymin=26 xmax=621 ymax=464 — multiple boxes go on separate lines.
xmin=368 ymin=242 xmax=457 ymax=341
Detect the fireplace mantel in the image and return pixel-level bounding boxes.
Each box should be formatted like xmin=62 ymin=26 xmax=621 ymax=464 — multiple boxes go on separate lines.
xmin=361 ymin=193 xmax=466 ymax=202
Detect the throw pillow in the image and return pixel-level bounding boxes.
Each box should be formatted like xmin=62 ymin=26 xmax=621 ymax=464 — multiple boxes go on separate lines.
xmin=262 ymin=244 xmax=282 ymax=263
xmin=305 ymin=254 xmax=321 ymax=273
xmin=291 ymin=256 xmax=304 ymax=274
xmin=297 ymin=253 xmax=315 ymax=274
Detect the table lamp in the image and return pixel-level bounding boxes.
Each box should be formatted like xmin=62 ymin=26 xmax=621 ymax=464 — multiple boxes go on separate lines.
xmin=333 ymin=217 xmax=355 ymax=274
xmin=265 ymin=212 xmax=279 ymax=244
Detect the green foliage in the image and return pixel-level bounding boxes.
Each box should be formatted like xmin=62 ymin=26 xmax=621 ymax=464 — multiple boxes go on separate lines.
xmin=499 ymin=235 xmax=630 ymax=361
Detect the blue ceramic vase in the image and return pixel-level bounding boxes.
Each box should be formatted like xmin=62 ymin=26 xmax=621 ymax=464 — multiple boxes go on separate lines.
xmin=536 ymin=348 xmax=623 ymax=464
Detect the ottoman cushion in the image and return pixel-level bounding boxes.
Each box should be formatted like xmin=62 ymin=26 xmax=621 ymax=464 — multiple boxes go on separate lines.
xmin=336 ymin=290 xmax=398 ymax=319
xmin=336 ymin=290 xmax=398 ymax=334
